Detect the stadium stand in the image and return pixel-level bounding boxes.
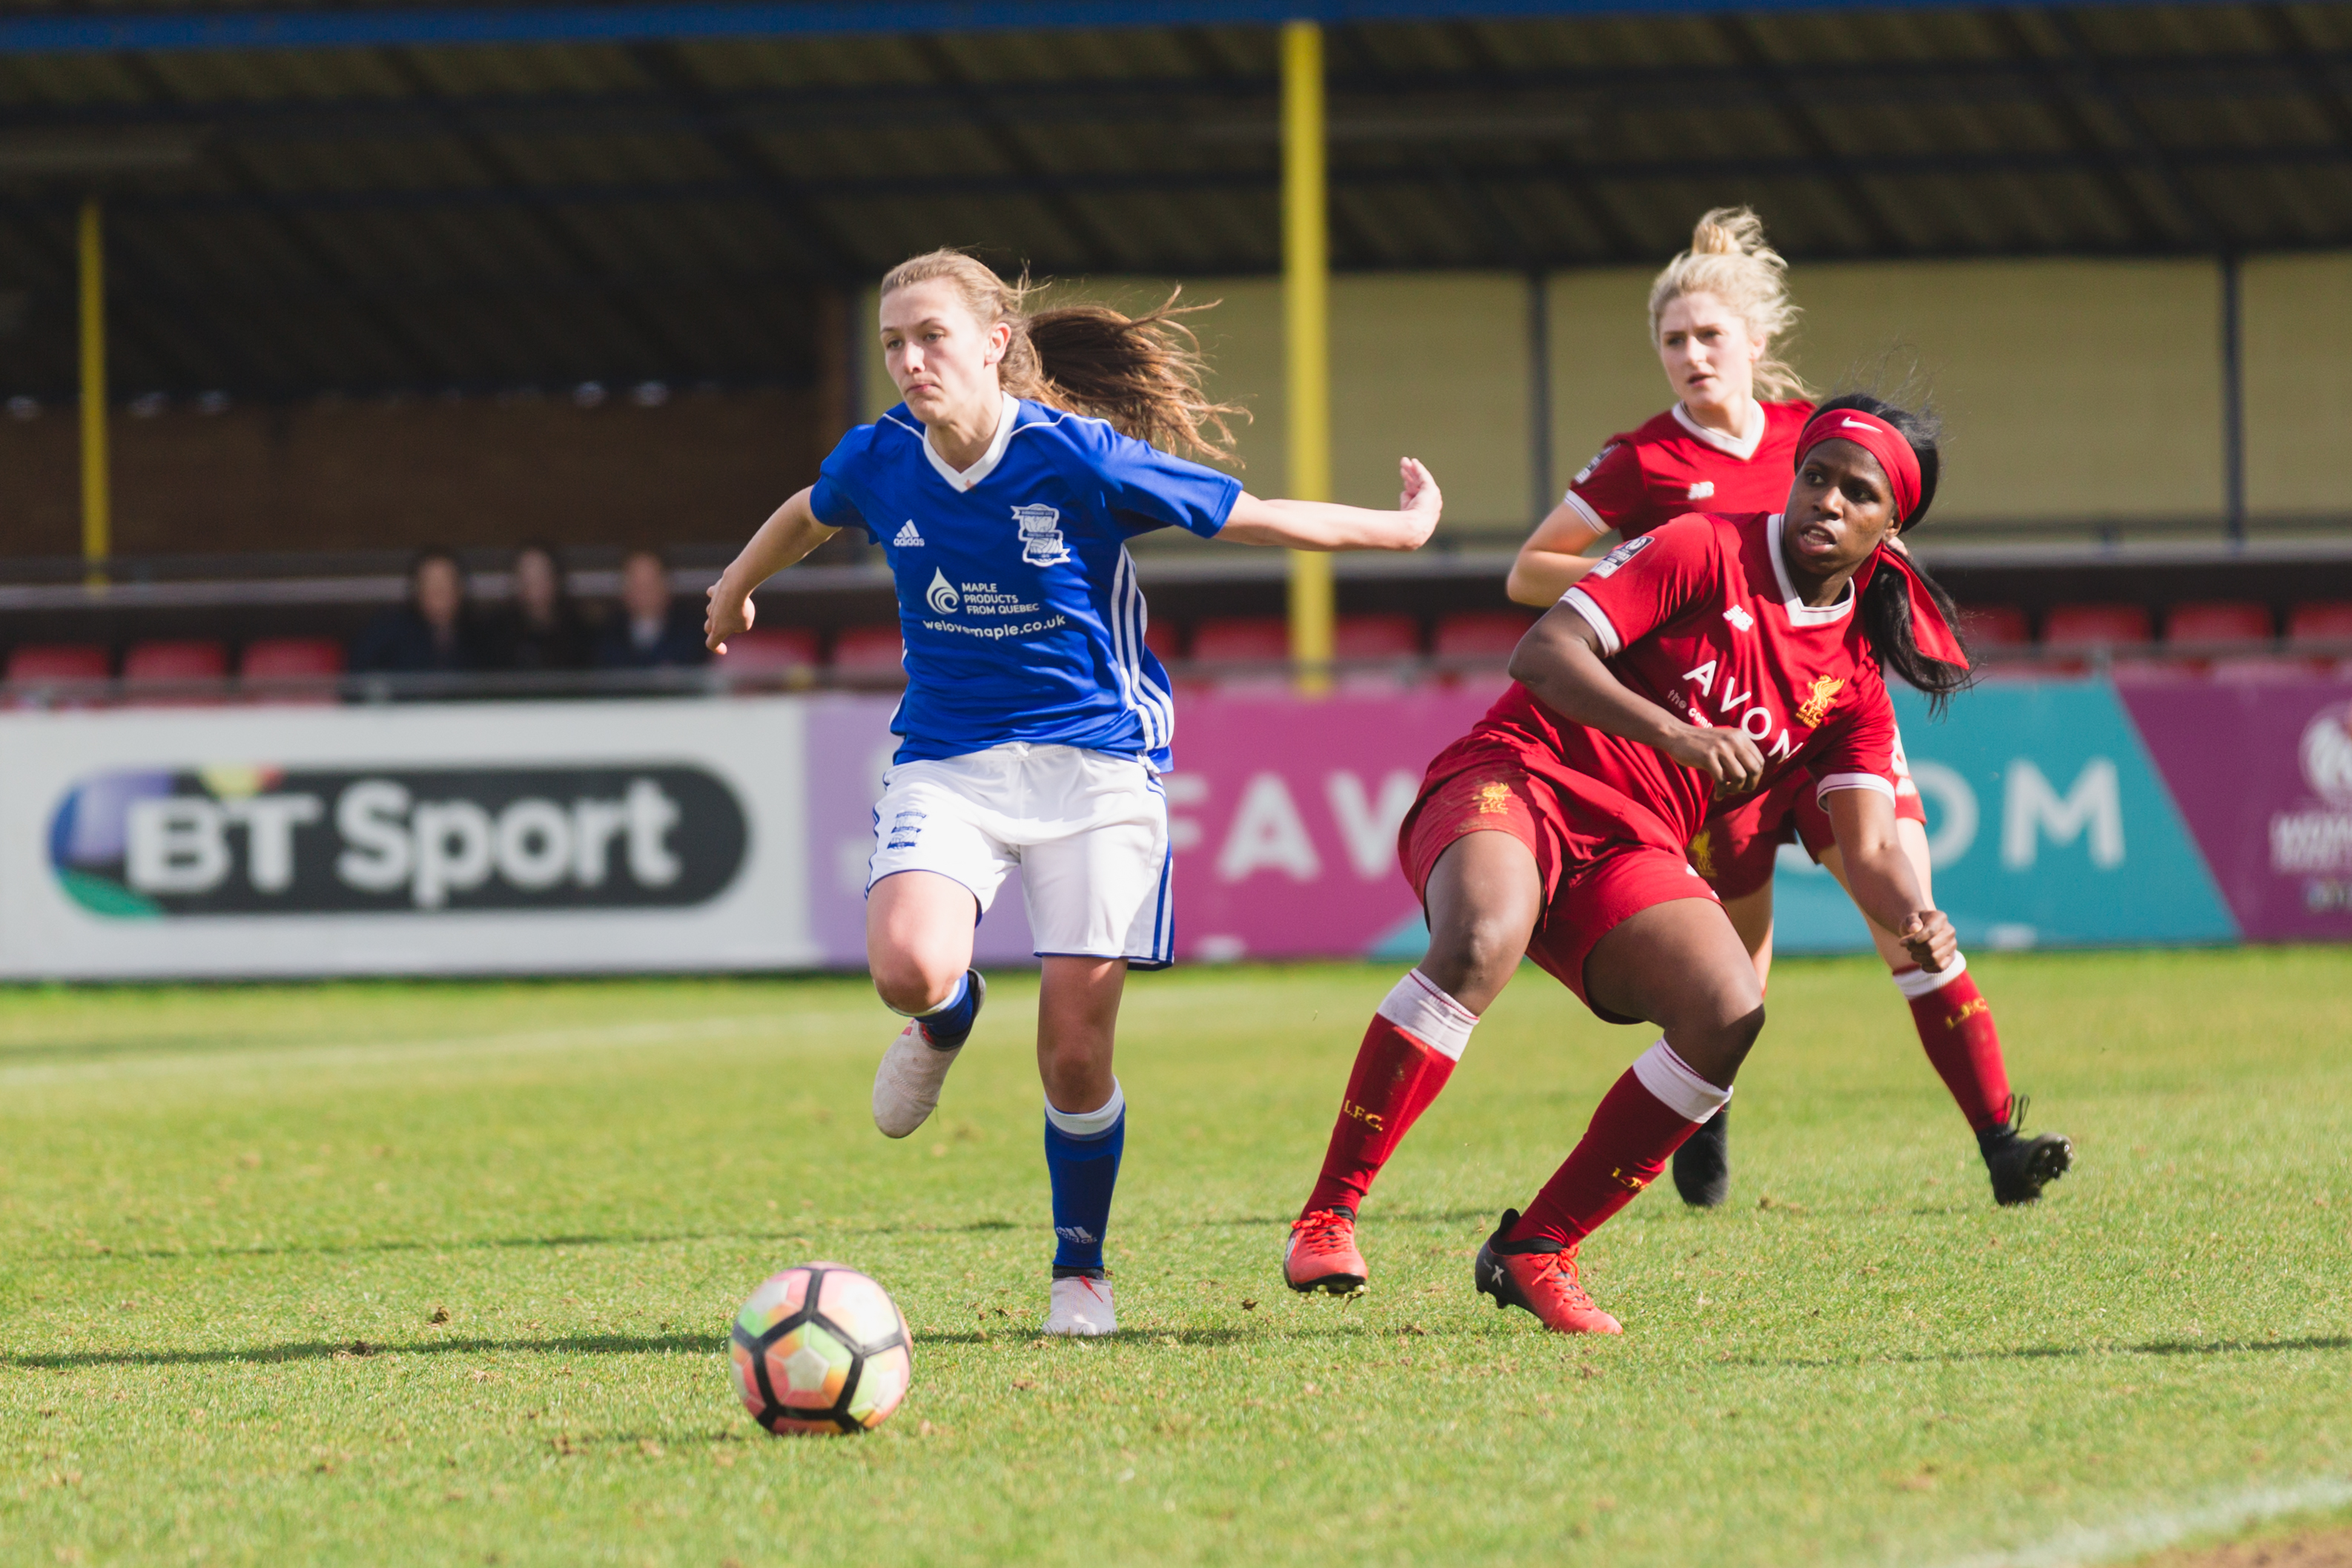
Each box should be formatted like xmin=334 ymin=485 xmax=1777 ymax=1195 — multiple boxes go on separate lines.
xmin=240 ymin=637 xmax=348 ymax=704
xmin=1334 ymin=615 xmax=1423 ymax=660
xmin=1433 ymin=611 xmax=1536 ymax=655
xmin=4 ymin=643 xmax=111 ymax=707
xmin=121 ymin=640 xmax=231 ymax=704
xmin=1190 ymin=619 xmax=1292 ymax=667
xmin=2042 ymin=604 xmax=2153 ymax=649
xmin=1143 ymin=618 xmax=1183 ymax=665
xmin=2289 ymin=602 xmax=2352 ymax=646
xmin=2040 ymin=604 xmax=2156 ymax=673
xmin=1187 ymin=618 xmax=1295 ymax=694
xmin=1958 ymin=606 xmax=2032 ymax=652
xmin=240 ymin=638 xmax=348 ymax=679
xmin=7 ymin=643 xmax=110 ymax=683
xmin=718 ymin=628 xmax=821 ymax=679
xmin=830 ymin=626 xmax=906 ymax=678
xmin=2165 ymin=602 xmax=2274 ymax=648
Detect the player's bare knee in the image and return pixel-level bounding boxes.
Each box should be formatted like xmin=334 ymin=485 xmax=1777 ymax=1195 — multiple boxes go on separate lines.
xmin=1420 ymin=922 xmax=1521 ymax=1008
xmin=871 ymin=955 xmax=959 ymax=1016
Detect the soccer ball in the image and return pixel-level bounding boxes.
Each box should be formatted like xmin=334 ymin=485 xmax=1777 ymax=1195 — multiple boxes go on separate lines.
xmin=730 ymin=1262 xmax=913 ymax=1435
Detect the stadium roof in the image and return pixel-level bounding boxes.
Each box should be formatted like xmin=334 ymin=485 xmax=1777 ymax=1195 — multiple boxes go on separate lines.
xmin=0 ymin=0 xmax=2345 ymax=398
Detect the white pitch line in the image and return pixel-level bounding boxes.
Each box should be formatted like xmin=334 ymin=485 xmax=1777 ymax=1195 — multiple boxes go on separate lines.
xmin=1940 ymin=1475 xmax=2352 ymax=1568
xmin=0 ymin=1009 xmax=871 ymax=1091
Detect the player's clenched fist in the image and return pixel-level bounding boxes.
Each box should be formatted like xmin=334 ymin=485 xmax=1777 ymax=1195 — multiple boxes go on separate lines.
xmin=1895 ymin=908 xmax=1958 ymax=973
xmin=705 ymin=580 xmax=754 ymax=655
xmin=1662 ymin=724 xmax=1767 ymax=794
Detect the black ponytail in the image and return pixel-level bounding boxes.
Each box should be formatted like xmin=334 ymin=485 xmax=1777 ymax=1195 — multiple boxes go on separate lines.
xmin=1811 ymin=392 xmax=1973 ymax=715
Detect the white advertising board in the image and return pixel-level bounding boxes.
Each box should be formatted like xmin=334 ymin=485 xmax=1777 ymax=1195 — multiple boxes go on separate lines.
xmin=0 ymin=698 xmax=814 ymax=979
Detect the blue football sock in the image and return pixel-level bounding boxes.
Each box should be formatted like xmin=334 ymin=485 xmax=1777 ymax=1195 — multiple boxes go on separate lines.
xmin=916 ymin=970 xmax=980 ymax=1050
xmin=1043 ymin=1082 xmax=1126 ymax=1274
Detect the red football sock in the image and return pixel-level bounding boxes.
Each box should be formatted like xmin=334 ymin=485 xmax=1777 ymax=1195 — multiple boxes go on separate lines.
xmin=1507 ymin=1042 xmax=1729 ymax=1248
xmin=1301 ymin=972 xmax=1476 ymax=1219
xmin=1897 ymin=959 xmax=2011 ymax=1132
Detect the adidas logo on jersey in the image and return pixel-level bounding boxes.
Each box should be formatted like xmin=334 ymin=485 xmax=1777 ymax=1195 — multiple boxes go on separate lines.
xmin=893 ymin=520 xmax=924 ymax=546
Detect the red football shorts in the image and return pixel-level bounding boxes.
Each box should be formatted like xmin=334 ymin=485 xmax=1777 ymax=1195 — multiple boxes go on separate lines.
xmin=1691 ymin=764 xmax=1929 ymax=899
xmin=1398 ymin=762 xmax=1720 ymax=1025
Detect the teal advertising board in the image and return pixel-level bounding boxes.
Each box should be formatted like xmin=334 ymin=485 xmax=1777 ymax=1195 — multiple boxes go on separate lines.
xmin=1772 ymin=679 xmax=2241 ymax=953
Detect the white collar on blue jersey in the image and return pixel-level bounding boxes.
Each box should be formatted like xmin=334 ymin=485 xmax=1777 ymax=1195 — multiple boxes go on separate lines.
xmin=1768 ymin=511 xmax=1857 ymax=626
xmin=921 ymin=391 xmax=1023 ymax=493
xmin=1672 ymin=399 xmax=1767 ymax=462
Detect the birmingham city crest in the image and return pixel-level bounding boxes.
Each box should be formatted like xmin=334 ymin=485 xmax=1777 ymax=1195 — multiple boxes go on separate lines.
xmin=1011 ymin=504 xmax=1069 ymax=566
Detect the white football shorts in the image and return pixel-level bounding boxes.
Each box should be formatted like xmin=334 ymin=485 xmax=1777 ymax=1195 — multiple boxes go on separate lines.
xmin=866 ymin=742 xmax=1174 ymax=969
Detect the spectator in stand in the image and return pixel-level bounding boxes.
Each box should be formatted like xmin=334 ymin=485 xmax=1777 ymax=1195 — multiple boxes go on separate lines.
xmin=351 ymin=548 xmax=486 ymax=673
xmin=492 ymin=543 xmax=589 ymax=670
xmin=596 ymin=547 xmax=710 ymax=669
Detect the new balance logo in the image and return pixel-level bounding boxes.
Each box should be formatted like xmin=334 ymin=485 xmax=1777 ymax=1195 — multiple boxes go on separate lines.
xmin=893 ymin=520 xmax=924 ymax=546
xmin=1722 ymin=605 xmax=1754 ymax=632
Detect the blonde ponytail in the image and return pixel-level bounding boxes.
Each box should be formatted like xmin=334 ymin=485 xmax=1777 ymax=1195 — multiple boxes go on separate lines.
xmin=877 ymin=249 xmax=1246 ymax=463
xmin=1647 ymin=207 xmax=1811 ymax=403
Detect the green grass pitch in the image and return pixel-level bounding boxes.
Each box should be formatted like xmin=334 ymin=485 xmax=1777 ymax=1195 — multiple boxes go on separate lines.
xmin=3 ymin=949 xmax=2349 ymax=1566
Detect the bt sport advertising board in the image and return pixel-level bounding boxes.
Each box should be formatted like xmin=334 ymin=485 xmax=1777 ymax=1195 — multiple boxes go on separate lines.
xmin=0 ymin=679 xmax=2343 ymax=979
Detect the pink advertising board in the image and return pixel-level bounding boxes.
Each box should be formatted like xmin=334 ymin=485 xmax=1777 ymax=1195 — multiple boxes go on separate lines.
xmin=802 ymin=686 xmax=1502 ymax=967
xmin=803 ymin=675 xmax=2352 ymax=969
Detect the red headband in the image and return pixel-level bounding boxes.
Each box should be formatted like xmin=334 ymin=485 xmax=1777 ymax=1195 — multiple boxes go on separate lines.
xmin=1794 ymin=408 xmax=1968 ymax=670
xmin=1796 ymin=409 xmax=1923 ymax=525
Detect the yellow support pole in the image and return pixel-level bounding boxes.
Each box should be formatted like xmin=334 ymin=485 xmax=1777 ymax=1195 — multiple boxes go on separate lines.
xmin=78 ymin=196 xmax=110 ymax=586
xmin=1281 ymin=19 xmax=1333 ymax=695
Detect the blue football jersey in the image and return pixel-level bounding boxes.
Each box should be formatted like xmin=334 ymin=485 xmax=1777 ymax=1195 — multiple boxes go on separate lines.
xmin=807 ymin=394 xmax=1241 ymax=767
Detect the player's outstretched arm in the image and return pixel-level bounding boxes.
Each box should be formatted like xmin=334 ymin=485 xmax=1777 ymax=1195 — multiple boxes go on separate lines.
xmin=1218 ymin=457 xmax=1440 ymax=552
xmin=1506 ymin=500 xmax=1611 ymax=606
xmin=1507 ymin=606 xmax=1769 ymax=793
xmin=706 ymin=487 xmax=842 ymax=653
xmin=1823 ymin=787 xmax=1957 ymax=972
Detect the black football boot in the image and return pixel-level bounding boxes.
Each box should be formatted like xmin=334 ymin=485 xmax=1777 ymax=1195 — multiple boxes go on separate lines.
xmin=1979 ymin=1094 xmax=2072 ymax=1205
xmin=1671 ymin=1106 xmax=1731 ymax=1208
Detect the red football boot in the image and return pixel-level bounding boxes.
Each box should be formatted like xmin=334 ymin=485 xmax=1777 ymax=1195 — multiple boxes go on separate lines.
xmin=1473 ymin=1209 xmax=1622 ymax=1334
xmin=1284 ymin=1207 xmax=1368 ymax=1296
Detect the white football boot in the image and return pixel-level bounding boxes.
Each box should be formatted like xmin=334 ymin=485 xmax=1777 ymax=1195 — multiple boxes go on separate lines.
xmin=871 ymin=973 xmax=984 ymax=1139
xmin=1044 ymin=1273 xmax=1117 ymax=1337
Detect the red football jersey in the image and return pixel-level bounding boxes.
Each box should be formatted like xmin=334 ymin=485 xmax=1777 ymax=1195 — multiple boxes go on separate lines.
xmin=1562 ymin=400 xmax=1814 ymax=540
xmin=1467 ymin=511 xmax=1899 ymax=850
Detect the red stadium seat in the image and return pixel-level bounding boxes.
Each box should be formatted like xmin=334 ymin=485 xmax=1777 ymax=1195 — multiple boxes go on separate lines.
xmin=2287 ymin=602 xmax=2352 ymax=646
xmin=1143 ymin=616 xmax=1183 ymax=664
xmin=125 ymin=639 xmax=230 ymax=681
xmin=1335 ymin=614 xmax=1422 ymax=660
xmin=2038 ymin=604 xmax=2153 ymax=677
xmin=1189 ymin=618 xmax=1290 ymax=664
xmin=1955 ymin=604 xmax=2030 ymax=649
xmin=1188 ymin=617 xmax=1292 ymax=695
xmin=1433 ymin=610 xmax=1537 ymax=660
xmin=1331 ymin=614 xmax=1423 ymax=693
xmin=122 ymin=640 xmax=230 ymax=705
xmin=2041 ymin=604 xmax=2152 ymax=647
xmin=240 ymin=637 xmax=346 ymax=704
xmin=830 ymin=624 xmax=905 ymax=677
xmin=5 ymin=642 xmax=111 ymax=708
xmin=719 ymin=626 xmax=820 ymax=675
xmin=241 ymin=638 xmax=347 ymax=678
xmin=2164 ymin=601 xmax=2272 ymax=648
xmin=7 ymin=643 xmax=110 ymax=683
